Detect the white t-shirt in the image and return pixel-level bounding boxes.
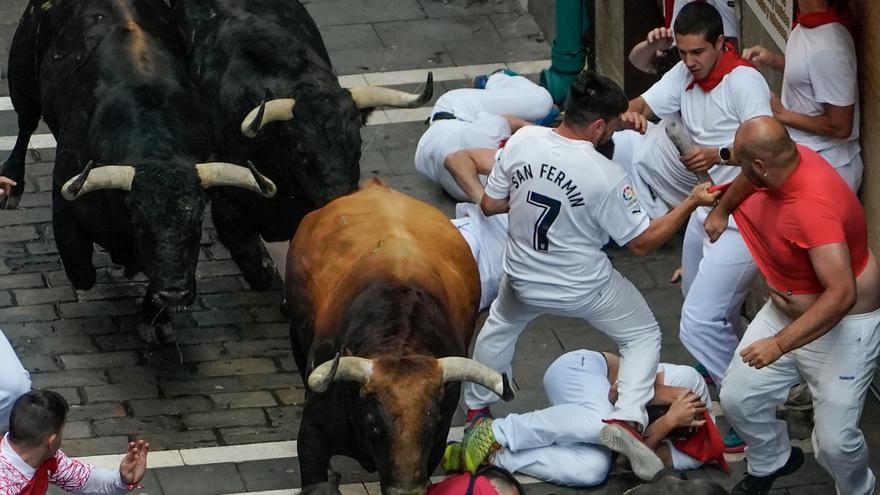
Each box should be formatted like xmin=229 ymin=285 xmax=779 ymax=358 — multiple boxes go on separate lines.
xmin=612 ymin=120 xmax=697 ymax=214
xmin=451 ymin=203 xmax=508 ymax=312
xmin=485 ymin=126 xmax=650 ymax=309
xmin=414 ymin=112 xmax=510 ymax=183
xmin=642 ymin=61 xmax=771 ymax=184
xmin=782 ymin=23 xmax=860 ymax=168
xmin=670 ymin=0 xmax=738 ymax=39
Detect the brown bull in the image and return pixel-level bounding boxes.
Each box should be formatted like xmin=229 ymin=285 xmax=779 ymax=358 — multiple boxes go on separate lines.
xmin=286 ymin=179 xmax=513 ymax=495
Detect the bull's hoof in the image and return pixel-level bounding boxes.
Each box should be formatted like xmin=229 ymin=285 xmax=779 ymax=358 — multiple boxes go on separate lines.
xmin=138 ymin=320 xmax=177 ymax=344
xmin=0 ymin=193 xmax=22 ymax=210
xmin=242 ymin=257 xmax=278 ymax=291
xmin=301 ymin=482 xmax=341 ymax=495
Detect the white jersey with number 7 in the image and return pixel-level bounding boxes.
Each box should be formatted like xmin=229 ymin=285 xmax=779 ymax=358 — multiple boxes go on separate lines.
xmin=484 ymin=126 xmax=651 ymax=310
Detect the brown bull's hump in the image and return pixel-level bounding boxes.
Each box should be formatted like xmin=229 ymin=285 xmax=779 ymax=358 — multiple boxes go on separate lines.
xmin=287 ymin=180 xmax=480 ymax=337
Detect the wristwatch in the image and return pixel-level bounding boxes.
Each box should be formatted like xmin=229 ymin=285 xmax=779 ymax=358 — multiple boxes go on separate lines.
xmin=718 ymin=146 xmax=732 ymax=164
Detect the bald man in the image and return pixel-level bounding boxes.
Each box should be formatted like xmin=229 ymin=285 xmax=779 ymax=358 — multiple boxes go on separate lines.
xmin=704 ymin=117 xmax=880 ymax=495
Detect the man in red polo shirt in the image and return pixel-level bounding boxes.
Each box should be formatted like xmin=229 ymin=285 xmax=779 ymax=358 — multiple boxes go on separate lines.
xmin=704 ymin=116 xmax=880 ymax=495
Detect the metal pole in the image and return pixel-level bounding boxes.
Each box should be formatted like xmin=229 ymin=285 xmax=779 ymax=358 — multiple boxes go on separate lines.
xmin=540 ymin=0 xmax=589 ymax=104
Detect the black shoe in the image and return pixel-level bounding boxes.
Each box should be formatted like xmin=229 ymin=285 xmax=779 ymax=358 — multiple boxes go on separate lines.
xmin=731 ymin=446 xmax=804 ymax=495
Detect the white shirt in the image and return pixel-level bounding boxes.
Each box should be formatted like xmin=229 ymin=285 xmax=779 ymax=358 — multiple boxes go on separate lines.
xmin=670 ymin=0 xmax=738 ymax=39
xmin=612 ymin=120 xmax=697 ymax=212
xmin=414 ymin=113 xmax=510 ymax=183
xmin=782 ymin=22 xmax=860 ymax=167
xmin=485 ymin=126 xmax=650 ymax=309
xmin=642 ymin=61 xmax=771 ymax=184
xmin=451 ymin=203 xmax=508 ymax=312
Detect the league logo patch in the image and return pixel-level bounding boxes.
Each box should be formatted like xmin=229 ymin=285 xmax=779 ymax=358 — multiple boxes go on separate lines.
xmin=622 ymin=184 xmax=638 ymax=207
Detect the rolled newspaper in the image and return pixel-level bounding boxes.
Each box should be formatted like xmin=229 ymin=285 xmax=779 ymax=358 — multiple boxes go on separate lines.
xmin=665 ymin=117 xmax=714 ymax=184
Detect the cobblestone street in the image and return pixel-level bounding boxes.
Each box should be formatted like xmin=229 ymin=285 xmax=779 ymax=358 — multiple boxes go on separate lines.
xmin=1 ymin=0 xmax=879 ymax=493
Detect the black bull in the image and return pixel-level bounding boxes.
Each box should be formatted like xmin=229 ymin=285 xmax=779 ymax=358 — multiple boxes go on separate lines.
xmin=170 ymin=0 xmax=432 ymax=291
xmin=1 ymin=0 xmax=275 ymax=340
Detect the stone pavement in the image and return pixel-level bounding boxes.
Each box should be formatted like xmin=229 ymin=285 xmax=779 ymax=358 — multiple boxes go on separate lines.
xmin=0 ymin=0 xmax=877 ymax=493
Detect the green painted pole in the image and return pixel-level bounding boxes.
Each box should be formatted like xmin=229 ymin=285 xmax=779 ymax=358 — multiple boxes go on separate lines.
xmin=540 ymin=0 xmax=589 ymax=104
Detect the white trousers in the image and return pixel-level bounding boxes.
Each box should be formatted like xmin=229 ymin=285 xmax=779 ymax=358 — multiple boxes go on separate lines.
xmin=830 ymin=152 xmax=863 ymax=192
xmin=491 ymin=351 xmax=709 ymax=486
xmin=0 ymin=330 xmax=31 ymax=430
xmin=432 ymin=72 xmax=554 ymax=123
xmin=451 ymin=203 xmax=508 ymax=312
xmin=679 ymin=207 xmax=758 ymax=385
xmin=720 ymin=301 xmax=880 ymax=495
xmin=463 ymin=271 xmax=661 ymax=428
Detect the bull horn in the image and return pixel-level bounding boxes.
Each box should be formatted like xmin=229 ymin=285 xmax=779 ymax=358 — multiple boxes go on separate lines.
xmin=196 ymin=161 xmax=277 ymax=198
xmin=240 ymin=98 xmax=297 ymax=138
xmin=308 ymin=354 xmax=373 ymax=393
xmin=438 ymin=357 xmax=514 ymax=402
xmin=349 ymin=72 xmax=433 ymax=109
xmin=61 ymin=161 xmax=136 ymax=201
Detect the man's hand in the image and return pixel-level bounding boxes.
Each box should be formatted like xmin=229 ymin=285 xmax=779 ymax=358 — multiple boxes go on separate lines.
xmin=703 ymin=208 xmax=729 ymax=243
xmin=119 ymin=440 xmax=150 ymax=486
xmin=740 ymin=337 xmax=784 ymax=369
xmin=742 ymin=45 xmax=777 ymax=69
xmin=646 ymin=27 xmax=675 ymax=52
xmin=665 ymin=391 xmax=707 ymax=429
xmin=687 ymin=182 xmax=721 ymax=207
xmin=0 ymin=177 xmax=17 ymax=197
xmin=669 ymin=267 xmax=683 ymax=284
xmin=619 ymin=111 xmax=648 ymax=134
xmin=680 ymin=147 xmax=719 ymax=173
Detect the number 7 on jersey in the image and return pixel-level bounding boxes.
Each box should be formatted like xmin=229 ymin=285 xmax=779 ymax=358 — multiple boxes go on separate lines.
xmin=526 ymin=191 xmax=561 ymax=252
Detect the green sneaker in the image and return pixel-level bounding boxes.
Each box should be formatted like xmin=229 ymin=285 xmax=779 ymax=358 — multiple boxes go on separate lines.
xmin=461 ymin=417 xmax=500 ymax=473
xmin=441 ymin=442 xmax=463 ymax=472
xmin=723 ymin=427 xmax=746 ymax=453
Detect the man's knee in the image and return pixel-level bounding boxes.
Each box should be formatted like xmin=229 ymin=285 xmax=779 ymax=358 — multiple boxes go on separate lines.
xmin=719 ymin=370 xmax=753 ymax=419
xmin=813 ymin=417 xmax=865 ymax=463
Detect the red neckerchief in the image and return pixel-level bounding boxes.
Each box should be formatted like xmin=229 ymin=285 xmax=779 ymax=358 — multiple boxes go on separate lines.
xmin=793 ymin=9 xmax=853 ymax=32
xmin=671 ymin=411 xmax=730 ymax=473
xmin=686 ymin=42 xmax=754 ymax=92
xmin=427 ymin=474 xmax=499 ymax=495
xmin=1 ymin=436 xmax=59 ymax=495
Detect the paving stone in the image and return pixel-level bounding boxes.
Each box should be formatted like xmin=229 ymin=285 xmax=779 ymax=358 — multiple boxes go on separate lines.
xmin=490 ymin=12 xmax=545 ymax=40
xmin=93 ymin=416 xmax=185 ymax=436
xmin=94 ymin=332 xmax=146 ymax=352
xmin=61 ymin=351 xmax=139 ymax=370
xmin=416 ymin=0 xmax=522 ymax=18
xmin=61 ymin=436 xmax=131 ymax=457
xmin=218 ymin=424 xmax=297 ymax=445
xmin=174 ymin=326 xmax=240 ymax=345
xmin=266 ymin=405 xmax=303 ymax=428
xmin=84 ymin=381 xmax=160 ymax=402
xmin=74 ymin=283 xmax=145 ymax=301
xmin=250 ymin=305 xmax=286 ymax=323
xmin=143 ymin=343 xmax=225 ymax=364
xmin=320 ymin=24 xmax=385 ymax=51
xmin=45 ymin=387 xmax=83 ymax=406
xmin=0 ymin=225 xmax=39 ymax=242
xmin=330 ymin=43 xmax=451 ymax=75
xmin=306 ymin=0 xmax=425 ymax=26
xmin=196 ymin=260 xmax=241 ymax=277
xmin=223 ymin=338 xmax=290 ymax=358
xmin=30 ymin=369 xmax=108 ymax=388
xmin=0 ymin=303 xmax=57 ymax=322
xmin=50 ymin=317 xmax=118 ymax=336
xmin=161 ymin=377 xmax=244 ymax=397
xmin=155 ymin=463 xmax=245 ymax=495
xmin=183 ymin=408 xmax=268 ymax=429
xmin=0 ymin=272 xmax=44 ymax=290
xmin=444 ymin=36 xmax=549 ymax=66
xmin=239 ymin=372 xmax=304 ymax=390
xmin=197 ymin=276 xmax=243 ymax=293
xmin=0 ymin=207 xmax=52 ymax=226
xmin=67 ymin=402 xmax=127 ymax=422
xmin=130 ymin=396 xmax=214 ymax=417
xmin=275 ymin=388 xmax=307 ymax=406
xmin=191 ymin=309 xmax=252 ymax=327
xmin=0 ymin=290 xmax=12 ymax=307
xmin=15 ymin=334 xmax=100 ymax=355
xmin=211 ymin=391 xmax=278 ymax=409
xmin=59 ymin=299 xmax=139 ymax=318
xmin=18 ymin=354 xmax=59 ymax=372
xmin=140 ymin=429 xmax=219 ymax=451
xmin=374 ymin=16 xmax=499 ymax=48
xmin=63 ymin=421 xmax=92 ymax=439
xmin=198 ymin=358 xmax=278 ymax=377
xmin=200 ymin=291 xmax=273 ymax=309
xmin=237 ymin=457 xmax=301 ymax=492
